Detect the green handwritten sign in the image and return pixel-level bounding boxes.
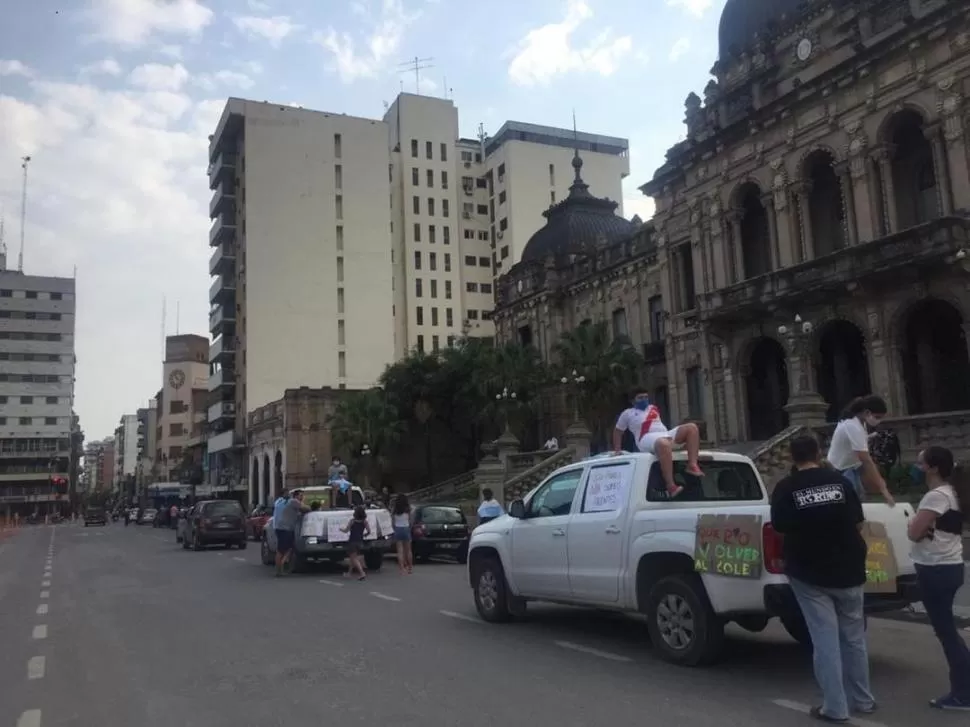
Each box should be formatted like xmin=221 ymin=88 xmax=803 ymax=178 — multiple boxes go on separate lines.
xmin=694 ymin=514 xmax=764 ymax=579
xmin=861 ymin=521 xmax=897 ymax=594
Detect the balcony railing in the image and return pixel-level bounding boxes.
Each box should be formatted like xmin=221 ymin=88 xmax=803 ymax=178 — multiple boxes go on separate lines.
xmin=209 ymin=305 xmax=236 ymax=337
xmin=208 ymin=152 xmax=237 ymax=191
xmin=209 ymin=214 xmax=236 ymax=247
xmin=209 ymin=335 xmax=235 ymax=363
xmin=207 ymin=429 xmax=240 ymax=453
xmin=208 ymin=275 xmax=237 ymax=305
xmin=207 ymin=368 xmax=235 ymax=392
xmin=208 ymin=243 xmax=236 ymax=276
xmin=208 ymin=400 xmax=236 ymax=422
xmin=209 ymin=182 xmax=236 ymax=219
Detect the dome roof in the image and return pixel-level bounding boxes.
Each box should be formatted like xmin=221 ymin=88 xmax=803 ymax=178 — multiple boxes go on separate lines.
xmin=519 ymin=152 xmax=638 ymax=264
xmin=718 ymin=0 xmax=804 ymax=59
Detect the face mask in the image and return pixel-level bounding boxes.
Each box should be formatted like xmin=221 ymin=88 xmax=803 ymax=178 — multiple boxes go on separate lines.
xmin=866 ymin=415 xmax=882 ymax=428
xmin=634 ymin=399 xmax=649 ymax=411
xmin=910 ymin=465 xmax=925 ymax=485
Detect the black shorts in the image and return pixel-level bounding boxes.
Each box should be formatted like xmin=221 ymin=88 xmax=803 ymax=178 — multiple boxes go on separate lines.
xmin=275 ymin=529 xmax=295 ymax=554
xmin=348 ymin=541 xmax=362 ymax=555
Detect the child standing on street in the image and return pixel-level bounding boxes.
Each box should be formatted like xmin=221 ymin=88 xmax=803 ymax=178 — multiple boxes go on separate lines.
xmin=341 ymin=506 xmax=370 ymax=581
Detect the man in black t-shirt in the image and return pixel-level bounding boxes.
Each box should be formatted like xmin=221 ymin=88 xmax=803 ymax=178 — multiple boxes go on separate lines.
xmin=770 ymin=436 xmax=877 ymax=723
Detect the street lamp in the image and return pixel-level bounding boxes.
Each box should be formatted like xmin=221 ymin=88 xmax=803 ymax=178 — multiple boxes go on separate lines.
xmin=495 ymin=386 xmax=517 ymax=432
xmin=560 ymin=370 xmax=587 ymax=422
xmin=778 ymin=314 xmax=814 ymax=394
xmin=359 ymin=444 xmax=372 ymax=492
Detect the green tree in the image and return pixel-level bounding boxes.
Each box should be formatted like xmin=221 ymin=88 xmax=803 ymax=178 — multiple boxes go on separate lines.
xmin=327 ymin=388 xmax=406 ymax=481
xmin=553 ymin=321 xmax=643 ymax=448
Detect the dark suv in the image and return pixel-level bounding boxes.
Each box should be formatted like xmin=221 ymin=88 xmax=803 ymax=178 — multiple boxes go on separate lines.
xmin=182 ymin=500 xmax=247 ymax=551
xmin=83 ymin=506 xmax=107 ymax=527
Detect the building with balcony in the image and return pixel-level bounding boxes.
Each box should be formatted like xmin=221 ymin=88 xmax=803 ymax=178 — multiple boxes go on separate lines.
xmin=156 ymin=335 xmax=207 ymax=483
xmin=0 ymin=260 xmax=77 ymax=516
xmin=114 ymin=414 xmax=138 ymax=502
xmin=494 ymin=0 xmax=970 ymax=471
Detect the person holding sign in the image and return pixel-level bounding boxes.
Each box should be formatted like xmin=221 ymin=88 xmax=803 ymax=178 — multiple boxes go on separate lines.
xmin=612 ymin=389 xmax=702 ymax=499
xmin=907 ymin=446 xmax=970 ymax=711
xmin=826 ymin=396 xmax=895 ymax=507
xmin=770 ymin=435 xmax=876 ymax=723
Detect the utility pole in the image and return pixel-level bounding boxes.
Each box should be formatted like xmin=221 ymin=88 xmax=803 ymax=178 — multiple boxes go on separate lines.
xmin=398 ymin=56 xmax=434 ymax=94
xmin=18 ymin=156 xmax=31 ymax=273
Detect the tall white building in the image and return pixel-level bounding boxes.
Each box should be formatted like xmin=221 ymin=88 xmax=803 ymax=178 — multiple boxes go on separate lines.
xmin=0 ymin=256 xmax=77 ymax=516
xmin=114 ymin=414 xmax=138 ymax=499
xmin=204 ymin=94 xmax=629 ymax=489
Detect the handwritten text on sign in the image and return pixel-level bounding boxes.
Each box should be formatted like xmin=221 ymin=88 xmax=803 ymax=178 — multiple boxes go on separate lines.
xmin=583 ymin=463 xmax=633 ymax=513
xmin=861 ymin=520 xmax=897 ymax=594
xmin=694 ymin=514 xmax=764 ymax=579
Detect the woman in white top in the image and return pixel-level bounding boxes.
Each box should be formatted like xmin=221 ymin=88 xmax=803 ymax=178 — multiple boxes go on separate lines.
xmin=907 ymin=446 xmax=970 ymax=711
xmin=826 ymin=395 xmax=894 ymax=506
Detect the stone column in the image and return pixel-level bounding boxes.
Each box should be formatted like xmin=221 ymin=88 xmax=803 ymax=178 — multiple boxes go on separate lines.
xmin=865 ymin=155 xmax=885 ymax=238
xmin=728 ymin=209 xmax=744 ymax=282
xmin=940 ymin=93 xmax=969 ymax=213
xmin=761 ymin=193 xmax=781 ymax=270
xmin=793 ymin=181 xmax=815 ymax=262
xmin=781 ymin=325 xmax=828 ymax=428
xmin=835 ymin=162 xmax=859 ymax=247
xmin=926 ymin=123 xmax=954 ymax=216
xmin=563 ymin=420 xmax=592 ymax=460
xmin=874 ymin=146 xmax=899 ymax=234
xmin=475 ymin=443 xmax=507 ymax=505
xmin=495 ymin=428 xmax=520 ymax=484
xmin=708 ymin=205 xmax=727 ymax=289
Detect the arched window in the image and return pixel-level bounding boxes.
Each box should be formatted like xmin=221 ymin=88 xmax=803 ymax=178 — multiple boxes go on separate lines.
xmin=736 ymin=183 xmax=771 ymax=280
xmin=804 ymin=151 xmax=846 ymax=257
xmin=886 ymin=110 xmax=939 ymax=229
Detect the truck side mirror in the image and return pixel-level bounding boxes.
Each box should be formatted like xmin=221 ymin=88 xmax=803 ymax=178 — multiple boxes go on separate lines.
xmin=508 ymin=500 xmax=526 ymax=519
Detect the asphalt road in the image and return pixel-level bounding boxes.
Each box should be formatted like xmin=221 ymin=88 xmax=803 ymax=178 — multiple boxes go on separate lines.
xmin=0 ymin=522 xmax=966 ymax=727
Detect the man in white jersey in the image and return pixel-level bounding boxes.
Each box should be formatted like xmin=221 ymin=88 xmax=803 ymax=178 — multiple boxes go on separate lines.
xmin=612 ymin=390 xmax=703 ymax=499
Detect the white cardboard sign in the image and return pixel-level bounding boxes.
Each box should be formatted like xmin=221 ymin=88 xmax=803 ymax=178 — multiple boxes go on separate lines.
xmin=583 ymin=463 xmax=633 ymax=513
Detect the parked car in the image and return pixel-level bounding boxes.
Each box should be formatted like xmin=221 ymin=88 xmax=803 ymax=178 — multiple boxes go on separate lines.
xmin=182 ymin=500 xmax=247 ymax=550
xmin=411 ymin=504 xmax=470 ymax=564
xmin=137 ymin=508 xmax=157 ymax=525
xmin=83 ymin=506 xmax=107 ymax=527
xmin=246 ymin=505 xmax=274 ymax=541
xmin=467 ymin=450 xmax=919 ymax=667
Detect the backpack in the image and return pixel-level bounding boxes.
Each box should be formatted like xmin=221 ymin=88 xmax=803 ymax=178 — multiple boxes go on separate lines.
xmin=869 ymin=429 xmax=900 ymax=469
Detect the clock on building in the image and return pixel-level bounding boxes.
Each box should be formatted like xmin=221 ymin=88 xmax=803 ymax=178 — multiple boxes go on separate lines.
xmin=796 ymin=38 xmax=813 ymax=62
xmin=169 ymin=369 xmax=186 ymax=390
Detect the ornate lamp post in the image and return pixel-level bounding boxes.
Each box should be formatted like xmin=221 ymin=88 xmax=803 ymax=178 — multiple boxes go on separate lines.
xmin=495 ymin=386 xmax=517 ymax=433
xmin=359 ymin=443 xmax=372 ymax=491
xmin=560 ymin=370 xmax=587 ymax=422
xmin=777 ymin=314 xmax=828 ymax=427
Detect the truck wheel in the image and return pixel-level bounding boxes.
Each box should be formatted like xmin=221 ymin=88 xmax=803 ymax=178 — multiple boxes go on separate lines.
xmin=364 ymin=551 xmax=384 ymax=571
xmin=644 ymin=574 xmax=724 ymax=667
xmin=260 ymin=538 xmax=274 ymax=566
xmin=473 ymin=558 xmax=518 ymax=623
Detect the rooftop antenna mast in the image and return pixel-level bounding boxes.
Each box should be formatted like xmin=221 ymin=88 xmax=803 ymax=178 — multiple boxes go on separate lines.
xmin=399 ymin=56 xmax=434 ymax=94
xmin=161 ymin=296 xmax=166 ymax=378
xmin=477 ymin=122 xmax=487 ymax=161
xmin=18 ymin=155 xmax=31 ymax=273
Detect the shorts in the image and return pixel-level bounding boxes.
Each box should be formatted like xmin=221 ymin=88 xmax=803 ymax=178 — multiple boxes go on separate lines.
xmin=393 ymin=526 xmax=412 ymax=542
xmin=275 ymin=529 xmax=295 ymax=554
xmin=636 ymin=427 xmax=681 ymax=455
xmin=347 ymin=540 xmax=362 ymax=555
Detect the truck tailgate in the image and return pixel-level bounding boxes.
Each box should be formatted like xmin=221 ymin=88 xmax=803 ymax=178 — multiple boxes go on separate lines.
xmin=862 ymin=502 xmax=917 ymax=577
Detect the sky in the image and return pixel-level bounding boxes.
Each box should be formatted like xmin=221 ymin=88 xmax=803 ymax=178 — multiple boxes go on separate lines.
xmin=0 ymin=0 xmax=728 ymax=441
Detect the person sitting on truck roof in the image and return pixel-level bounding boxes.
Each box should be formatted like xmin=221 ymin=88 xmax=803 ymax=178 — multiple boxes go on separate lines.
xmin=612 ymin=389 xmax=703 ymax=499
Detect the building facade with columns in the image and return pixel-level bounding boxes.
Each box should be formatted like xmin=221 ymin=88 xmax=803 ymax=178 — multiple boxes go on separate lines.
xmin=494 ymin=0 xmax=970 ymax=458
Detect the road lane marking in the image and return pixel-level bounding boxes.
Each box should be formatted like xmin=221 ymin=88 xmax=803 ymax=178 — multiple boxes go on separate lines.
xmin=233 ymin=557 xmax=247 ymax=562
xmin=440 ymin=610 xmax=480 ymax=623
xmin=553 ymin=641 xmax=633 ymax=662
xmin=16 ymin=710 xmax=41 ymax=727
xmin=319 ymin=579 xmax=345 ymax=587
xmin=41 ymin=580 xmax=50 ymax=587
xmin=370 ymin=591 xmax=401 ymax=602
xmin=27 ymin=656 xmax=45 ymax=680
xmin=771 ymin=699 xmax=888 ymax=727
xmin=39 ymin=590 xmax=49 ymax=599
xmin=32 ymin=625 xmax=47 ymax=640
xmin=36 ymin=604 xmax=48 ymax=615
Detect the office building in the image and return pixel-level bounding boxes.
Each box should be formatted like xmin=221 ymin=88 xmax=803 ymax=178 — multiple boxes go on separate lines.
xmin=157 ymin=335 xmax=208 ymax=481
xmin=114 ymin=414 xmax=138 ymax=501
xmin=0 ymin=254 xmax=77 ymax=516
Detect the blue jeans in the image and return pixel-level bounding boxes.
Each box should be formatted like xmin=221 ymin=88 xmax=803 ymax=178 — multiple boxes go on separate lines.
xmin=916 ymin=563 xmax=970 ymax=702
xmin=839 ymin=467 xmax=864 ymax=500
xmin=789 ymin=578 xmax=875 ymax=720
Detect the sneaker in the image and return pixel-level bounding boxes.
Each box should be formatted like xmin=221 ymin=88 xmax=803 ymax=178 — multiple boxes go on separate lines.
xmin=930 ymin=695 xmax=970 ymax=711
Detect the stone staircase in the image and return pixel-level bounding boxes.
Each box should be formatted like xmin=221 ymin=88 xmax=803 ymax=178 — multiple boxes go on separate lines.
xmin=503 ymin=447 xmax=579 ymax=503
xmin=407 ymin=470 xmax=477 ymax=504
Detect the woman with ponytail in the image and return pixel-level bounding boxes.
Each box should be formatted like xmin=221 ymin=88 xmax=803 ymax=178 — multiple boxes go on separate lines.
xmin=908 ymin=446 xmax=970 ymax=711
xmin=825 ymin=395 xmax=895 ymax=506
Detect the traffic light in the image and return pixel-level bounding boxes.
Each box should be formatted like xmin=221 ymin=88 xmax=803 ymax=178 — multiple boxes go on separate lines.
xmin=51 ymin=476 xmax=68 ymax=494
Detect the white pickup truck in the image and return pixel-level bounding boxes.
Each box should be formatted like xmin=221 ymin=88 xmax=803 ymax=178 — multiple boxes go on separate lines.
xmin=467 ymin=450 xmax=919 ymax=666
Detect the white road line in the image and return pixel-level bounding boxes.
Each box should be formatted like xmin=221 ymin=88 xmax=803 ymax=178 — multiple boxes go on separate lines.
xmin=39 ymin=590 xmax=49 ymax=599
xmin=369 ymin=591 xmax=401 ymax=602
xmin=232 ymin=557 xmax=247 ymax=562
xmin=440 ymin=610 xmax=480 ymax=623
xmin=36 ymin=604 xmax=48 ymax=615
xmin=16 ymin=709 xmax=41 ymax=727
xmin=553 ymin=640 xmax=633 ymax=663
xmin=770 ymin=699 xmax=888 ymax=727
xmin=32 ymin=625 xmax=47 ymax=640
xmin=318 ymin=579 xmax=345 ymax=587
xmin=27 ymin=655 xmax=45 ymax=680
xmin=41 ymin=580 xmax=50 ymax=587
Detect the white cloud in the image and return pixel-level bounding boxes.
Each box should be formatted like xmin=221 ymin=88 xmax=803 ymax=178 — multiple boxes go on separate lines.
xmin=666 ymin=0 xmax=713 ymax=18
xmin=194 ymin=70 xmax=255 ymax=92
xmin=315 ymin=0 xmax=416 ymax=83
xmin=0 ymin=60 xmax=33 ymax=78
xmin=232 ymin=15 xmax=302 ymax=47
xmin=507 ymin=0 xmax=633 ymax=86
xmin=157 ymin=44 xmax=183 ymax=59
xmin=128 ymin=62 xmax=190 ymax=91
xmin=80 ymin=58 xmax=122 ymax=76
xmin=623 ymin=192 xmax=656 ymax=223
xmin=669 ymin=37 xmax=690 ymax=62
xmin=83 ymin=0 xmax=214 ymax=46
xmin=0 ymin=72 xmax=217 ymax=439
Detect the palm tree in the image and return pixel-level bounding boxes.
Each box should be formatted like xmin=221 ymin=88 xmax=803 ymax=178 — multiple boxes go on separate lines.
xmin=327 ymin=389 xmax=406 ymax=484
xmin=553 ymin=321 xmax=643 ymax=448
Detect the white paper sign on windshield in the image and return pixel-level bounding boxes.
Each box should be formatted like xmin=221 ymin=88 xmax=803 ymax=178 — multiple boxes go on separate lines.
xmin=327 ymin=518 xmax=350 ymax=543
xmin=583 ymin=463 xmax=633 ymax=513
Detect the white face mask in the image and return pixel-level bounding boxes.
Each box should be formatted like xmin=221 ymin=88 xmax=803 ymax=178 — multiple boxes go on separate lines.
xmin=866 ymin=415 xmax=882 ymax=428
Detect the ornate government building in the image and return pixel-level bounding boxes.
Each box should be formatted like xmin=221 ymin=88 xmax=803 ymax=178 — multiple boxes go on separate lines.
xmin=493 ymin=0 xmax=970 ymax=457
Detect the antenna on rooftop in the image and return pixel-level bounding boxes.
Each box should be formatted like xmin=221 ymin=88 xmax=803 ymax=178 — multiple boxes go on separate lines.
xmin=18 ymin=155 xmax=31 ymax=273
xmin=399 ymin=56 xmax=434 ymax=94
